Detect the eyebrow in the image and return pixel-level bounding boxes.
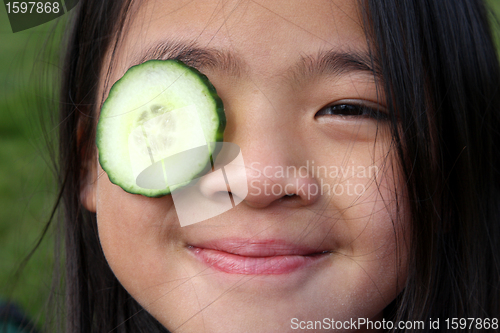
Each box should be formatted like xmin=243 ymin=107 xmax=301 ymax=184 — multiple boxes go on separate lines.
xmin=291 ymin=49 xmax=380 ymax=82
xmin=135 ymin=40 xmax=380 ymax=81
xmin=136 ymin=40 xmax=242 ymax=76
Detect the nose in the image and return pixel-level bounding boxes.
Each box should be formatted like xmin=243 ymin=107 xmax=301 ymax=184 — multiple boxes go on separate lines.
xmin=197 ymin=86 xmax=321 ymax=210
xmin=241 ymin=157 xmax=321 ymax=208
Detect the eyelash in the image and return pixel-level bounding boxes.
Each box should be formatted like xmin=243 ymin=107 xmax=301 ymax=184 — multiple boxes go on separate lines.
xmin=316 ymin=102 xmax=388 ymax=120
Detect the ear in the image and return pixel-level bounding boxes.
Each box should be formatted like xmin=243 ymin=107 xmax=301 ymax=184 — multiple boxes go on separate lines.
xmin=80 ymin=157 xmax=98 ymax=213
xmin=78 ymin=116 xmax=98 ymax=213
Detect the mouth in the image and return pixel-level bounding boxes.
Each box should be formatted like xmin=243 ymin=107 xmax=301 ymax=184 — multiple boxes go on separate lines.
xmin=188 ymin=239 xmax=331 ymax=275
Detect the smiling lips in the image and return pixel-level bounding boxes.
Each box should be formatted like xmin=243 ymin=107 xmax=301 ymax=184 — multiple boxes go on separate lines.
xmin=189 ymin=239 xmax=331 ymax=275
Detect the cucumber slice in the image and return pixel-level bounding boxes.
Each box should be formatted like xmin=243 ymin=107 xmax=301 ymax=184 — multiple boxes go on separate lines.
xmin=96 ymin=59 xmax=225 ymax=197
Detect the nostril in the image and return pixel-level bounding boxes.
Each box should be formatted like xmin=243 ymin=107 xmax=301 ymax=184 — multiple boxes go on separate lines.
xmin=278 ymin=193 xmax=301 ymax=205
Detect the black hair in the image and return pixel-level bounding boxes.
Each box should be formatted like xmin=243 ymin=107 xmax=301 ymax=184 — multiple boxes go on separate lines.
xmin=49 ymin=0 xmax=500 ymax=332
xmin=362 ymin=0 xmax=500 ymax=327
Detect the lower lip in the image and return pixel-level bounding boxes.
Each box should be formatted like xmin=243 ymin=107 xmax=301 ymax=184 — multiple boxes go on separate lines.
xmin=190 ymin=247 xmax=327 ymax=275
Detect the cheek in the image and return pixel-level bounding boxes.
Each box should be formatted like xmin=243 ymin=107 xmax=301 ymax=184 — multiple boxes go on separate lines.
xmin=95 ymin=167 xmax=183 ymax=308
xmin=315 ymin=139 xmax=409 ymax=296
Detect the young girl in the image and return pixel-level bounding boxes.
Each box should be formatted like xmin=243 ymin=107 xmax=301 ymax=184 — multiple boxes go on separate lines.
xmin=51 ymin=0 xmax=500 ymax=332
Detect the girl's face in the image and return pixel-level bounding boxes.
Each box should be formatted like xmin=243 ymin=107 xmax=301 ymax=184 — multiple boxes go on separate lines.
xmin=84 ymin=0 xmax=408 ymax=331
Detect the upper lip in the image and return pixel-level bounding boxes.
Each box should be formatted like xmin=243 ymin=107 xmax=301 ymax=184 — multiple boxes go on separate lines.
xmin=188 ymin=238 xmax=330 ymax=257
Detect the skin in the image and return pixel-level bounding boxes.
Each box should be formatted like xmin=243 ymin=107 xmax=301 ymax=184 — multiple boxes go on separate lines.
xmin=81 ymin=0 xmax=409 ymax=332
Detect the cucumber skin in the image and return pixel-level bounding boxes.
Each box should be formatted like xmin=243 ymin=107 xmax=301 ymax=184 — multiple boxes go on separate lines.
xmin=97 ymin=59 xmax=226 ymax=197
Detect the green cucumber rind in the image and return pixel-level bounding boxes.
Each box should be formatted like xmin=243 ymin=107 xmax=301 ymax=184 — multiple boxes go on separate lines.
xmin=96 ymin=59 xmax=225 ymax=197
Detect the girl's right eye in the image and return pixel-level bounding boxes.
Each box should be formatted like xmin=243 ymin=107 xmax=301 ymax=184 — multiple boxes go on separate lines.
xmin=315 ymin=101 xmax=388 ymax=121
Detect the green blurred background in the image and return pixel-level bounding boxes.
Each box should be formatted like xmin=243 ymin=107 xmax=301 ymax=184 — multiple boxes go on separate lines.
xmin=1 ymin=3 xmax=65 ymax=330
xmin=0 ymin=1 xmax=499 ymax=331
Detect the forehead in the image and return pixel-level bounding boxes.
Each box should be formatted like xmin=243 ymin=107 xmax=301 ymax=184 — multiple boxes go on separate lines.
xmin=113 ymin=0 xmax=368 ymax=78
